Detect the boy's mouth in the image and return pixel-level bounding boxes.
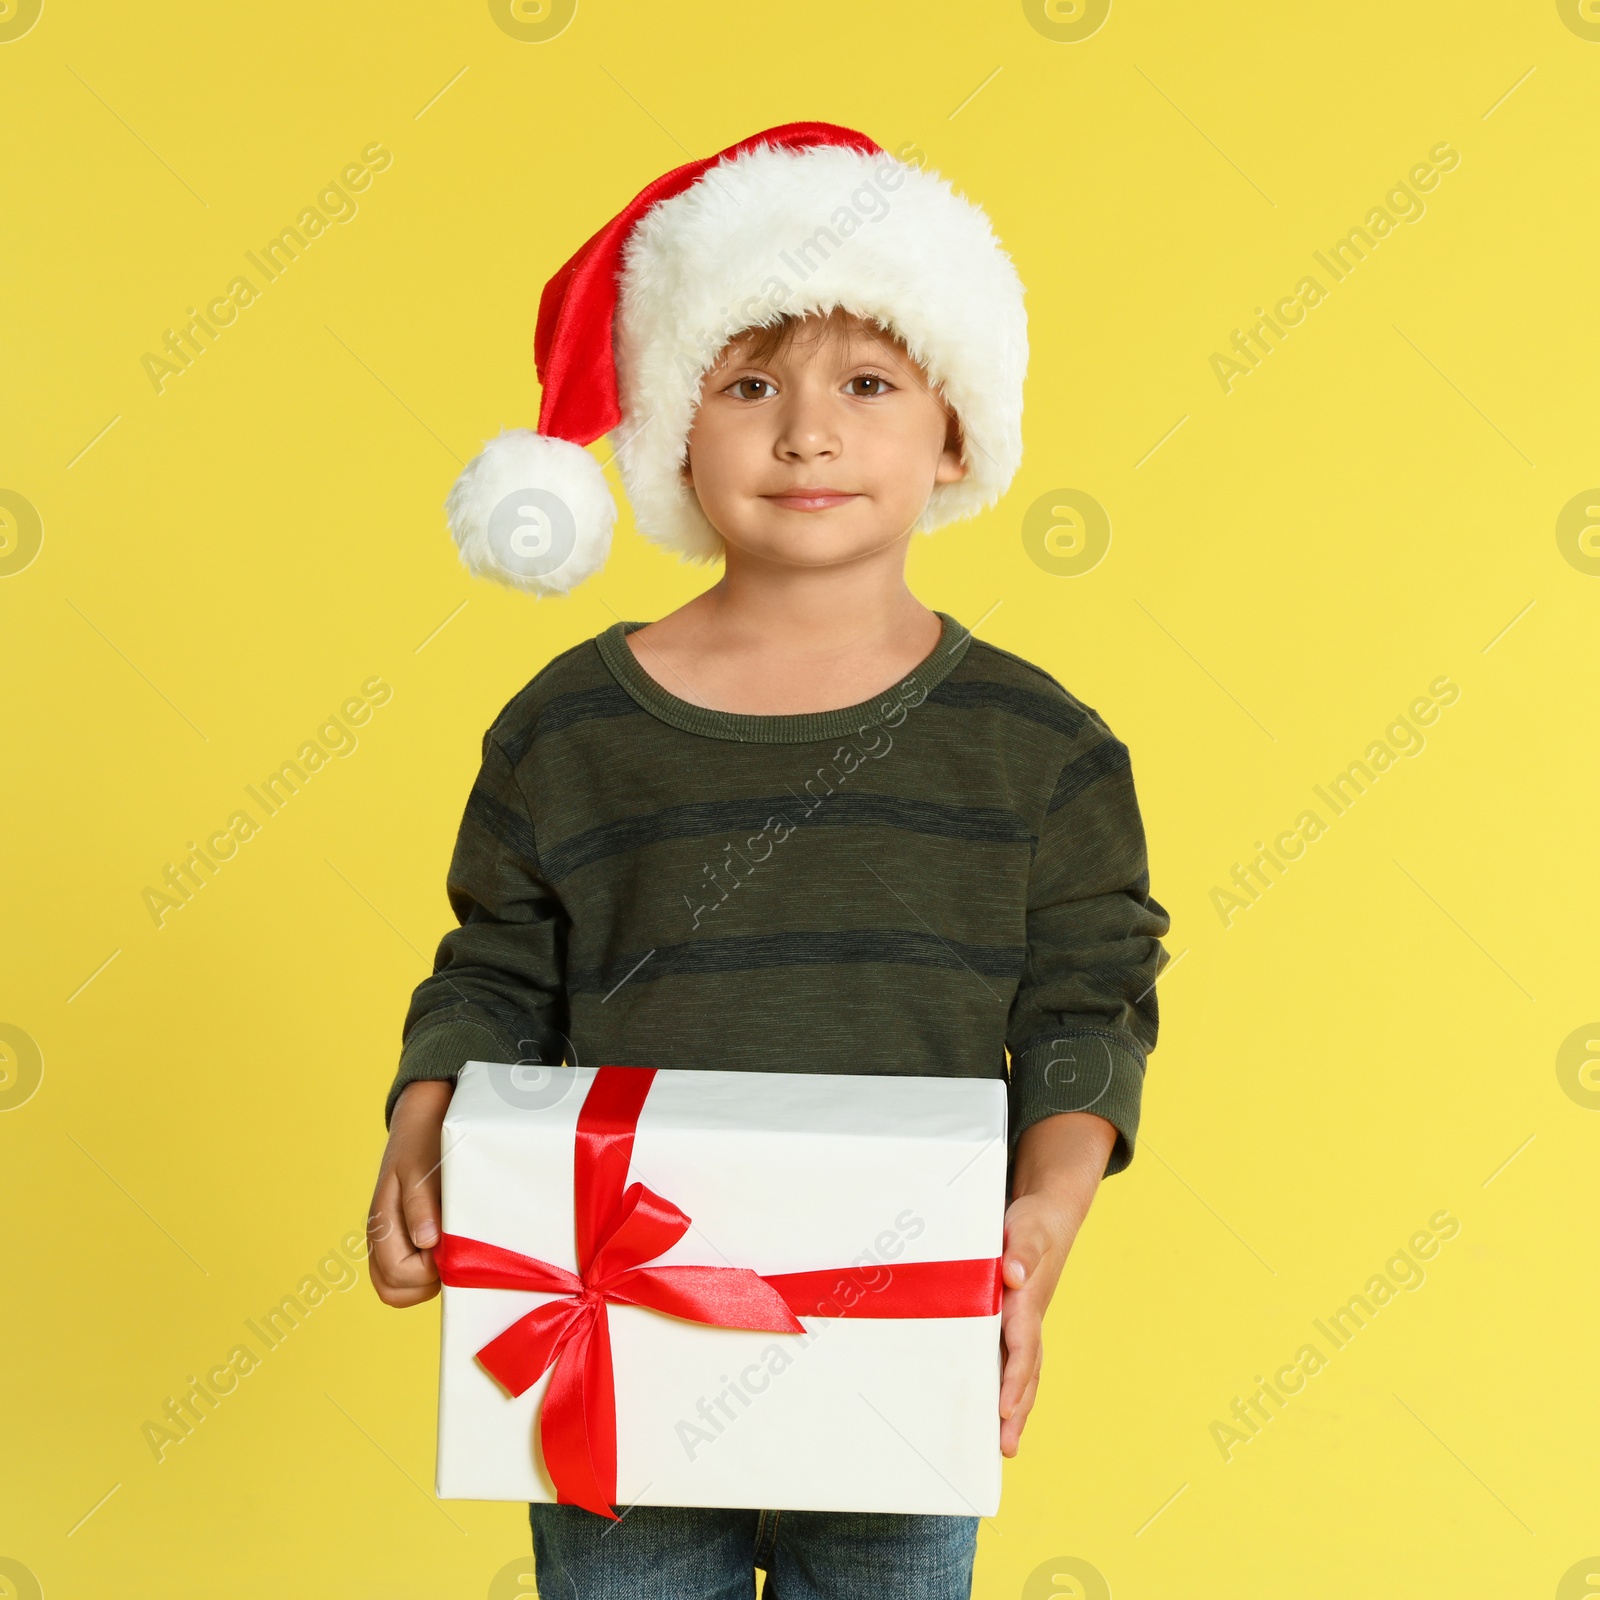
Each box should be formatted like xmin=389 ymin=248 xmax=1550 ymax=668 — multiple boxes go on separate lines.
xmin=762 ymin=489 xmax=859 ymax=512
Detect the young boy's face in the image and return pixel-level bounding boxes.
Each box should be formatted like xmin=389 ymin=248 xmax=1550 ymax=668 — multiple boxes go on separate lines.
xmin=680 ymin=311 xmax=967 ymax=569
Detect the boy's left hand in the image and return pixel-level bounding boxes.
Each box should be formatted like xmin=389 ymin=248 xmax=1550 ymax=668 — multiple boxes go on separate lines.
xmin=998 ymin=1111 xmax=1117 ymax=1456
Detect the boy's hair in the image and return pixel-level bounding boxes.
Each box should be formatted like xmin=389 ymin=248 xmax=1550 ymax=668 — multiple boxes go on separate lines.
xmin=728 ymin=306 xmax=897 ymax=367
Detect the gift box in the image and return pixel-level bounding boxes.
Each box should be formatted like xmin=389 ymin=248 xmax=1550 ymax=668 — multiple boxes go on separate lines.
xmin=435 ymin=1061 xmax=1007 ymax=1517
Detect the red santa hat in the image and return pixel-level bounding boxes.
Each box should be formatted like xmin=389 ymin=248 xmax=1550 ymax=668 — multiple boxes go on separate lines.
xmin=446 ymin=120 xmax=1028 ymax=595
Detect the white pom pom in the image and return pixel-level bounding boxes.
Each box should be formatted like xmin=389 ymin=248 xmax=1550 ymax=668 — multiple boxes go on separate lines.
xmin=444 ymin=430 xmax=617 ymax=597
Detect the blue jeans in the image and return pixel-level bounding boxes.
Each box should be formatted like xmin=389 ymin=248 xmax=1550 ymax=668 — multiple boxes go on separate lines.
xmin=527 ymin=1502 xmax=978 ymax=1599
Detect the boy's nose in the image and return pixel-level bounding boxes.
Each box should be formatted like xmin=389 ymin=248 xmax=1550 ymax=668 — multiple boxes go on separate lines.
xmin=774 ymin=402 xmax=840 ymax=460
xmin=776 ymin=434 xmax=838 ymax=461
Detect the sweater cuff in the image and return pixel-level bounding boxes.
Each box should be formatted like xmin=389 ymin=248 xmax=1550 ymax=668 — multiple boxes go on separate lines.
xmin=1009 ymin=1032 xmax=1146 ymax=1178
xmin=384 ymin=1016 xmax=513 ymax=1129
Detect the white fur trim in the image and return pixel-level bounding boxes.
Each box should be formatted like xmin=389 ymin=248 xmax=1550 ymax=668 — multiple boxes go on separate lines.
xmin=612 ymin=142 xmax=1028 ymax=567
xmin=445 ymin=430 xmax=616 ymax=596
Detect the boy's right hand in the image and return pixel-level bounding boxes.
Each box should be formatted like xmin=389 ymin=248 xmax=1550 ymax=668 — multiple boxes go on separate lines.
xmin=367 ymin=1078 xmax=454 ymax=1307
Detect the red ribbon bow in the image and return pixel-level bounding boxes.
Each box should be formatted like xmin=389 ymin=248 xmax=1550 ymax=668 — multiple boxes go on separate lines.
xmin=436 ymin=1065 xmax=1001 ymax=1518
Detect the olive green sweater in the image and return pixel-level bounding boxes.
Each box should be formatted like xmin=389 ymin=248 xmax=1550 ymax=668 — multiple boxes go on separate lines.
xmin=386 ymin=612 xmax=1170 ymax=1177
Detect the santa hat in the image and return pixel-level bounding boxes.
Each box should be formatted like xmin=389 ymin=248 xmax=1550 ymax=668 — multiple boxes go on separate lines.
xmin=446 ymin=120 xmax=1028 ymax=595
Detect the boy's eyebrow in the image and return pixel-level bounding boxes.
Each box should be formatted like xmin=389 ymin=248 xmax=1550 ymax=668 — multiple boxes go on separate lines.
xmin=845 ymin=337 xmax=936 ymax=390
xmin=708 ymin=331 xmax=930 ymax=385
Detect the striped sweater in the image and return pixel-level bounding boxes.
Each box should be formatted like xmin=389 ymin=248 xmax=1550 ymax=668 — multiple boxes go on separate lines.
xmin=387 ymin=612 xmax=1170 ymax=1177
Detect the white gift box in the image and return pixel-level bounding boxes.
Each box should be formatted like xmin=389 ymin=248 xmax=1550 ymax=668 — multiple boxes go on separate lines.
xmin=436 ymin=1061 xmax=1007 ymax=1516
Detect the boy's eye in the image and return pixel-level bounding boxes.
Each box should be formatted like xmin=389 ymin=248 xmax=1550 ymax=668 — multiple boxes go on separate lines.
xmin=727 ymin=377 xmax=777 ymax=400
xmin=847 ymin=373 xmax=894 ymax=397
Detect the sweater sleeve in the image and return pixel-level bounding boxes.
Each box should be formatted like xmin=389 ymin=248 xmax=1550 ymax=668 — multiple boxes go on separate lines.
xmin=1006 ymin=710 xmax=1170 ymax=1177
xmin=383 ymin=732 xmax=570 ymax=1127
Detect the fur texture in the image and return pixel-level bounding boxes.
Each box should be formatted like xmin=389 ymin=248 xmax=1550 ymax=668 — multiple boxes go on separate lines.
xmin=444 ymin=430 xmax=616 ymax=597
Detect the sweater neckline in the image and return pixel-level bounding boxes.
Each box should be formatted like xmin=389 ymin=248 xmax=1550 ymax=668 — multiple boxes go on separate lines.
xmin=593 ymin=611 xmax=973 ymax=744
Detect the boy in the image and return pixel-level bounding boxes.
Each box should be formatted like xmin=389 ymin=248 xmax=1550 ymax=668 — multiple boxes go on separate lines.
xmin=367 ymin=123 xmax=1169 ymax=1600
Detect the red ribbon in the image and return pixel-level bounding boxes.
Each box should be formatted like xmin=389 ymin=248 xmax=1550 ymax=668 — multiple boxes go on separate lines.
xmin=436 ymin=1065 xmax=1002 ymax=1518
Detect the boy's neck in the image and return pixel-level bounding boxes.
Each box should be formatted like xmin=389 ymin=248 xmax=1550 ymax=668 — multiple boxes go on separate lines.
xmin=622 ymin=547 xmax=948 ymax=716
xmin=693 ymin=565 xmax=935 ymax=653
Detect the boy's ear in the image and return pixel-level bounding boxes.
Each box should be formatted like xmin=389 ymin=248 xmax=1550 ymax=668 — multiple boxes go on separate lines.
xmin=935 ymin=411 xmax=969 ymax=485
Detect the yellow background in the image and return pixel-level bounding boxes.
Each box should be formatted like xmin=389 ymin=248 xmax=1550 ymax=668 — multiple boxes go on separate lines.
xmin=3 ymin=1 xmax=1597 ymax=1596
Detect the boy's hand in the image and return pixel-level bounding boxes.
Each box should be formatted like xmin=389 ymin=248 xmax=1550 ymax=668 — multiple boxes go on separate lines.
xmin=367 ymin=1078 xmax=454 ymax=1307
xmin=998 ymin=1111 xmax=1117 ymax=1456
